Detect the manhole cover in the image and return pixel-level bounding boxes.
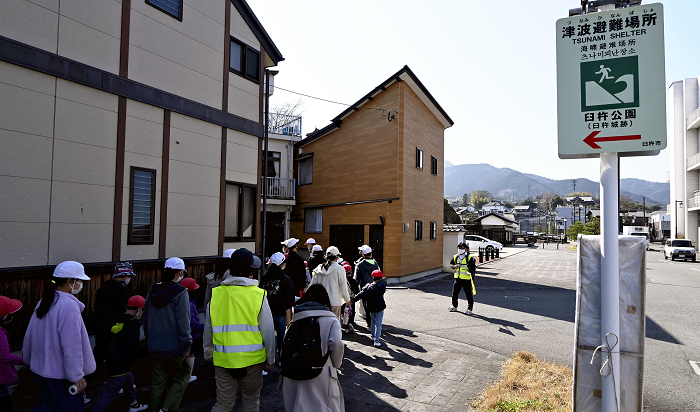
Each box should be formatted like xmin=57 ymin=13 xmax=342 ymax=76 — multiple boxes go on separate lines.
xmin=504 ymin=296 xmax=530 ymax=301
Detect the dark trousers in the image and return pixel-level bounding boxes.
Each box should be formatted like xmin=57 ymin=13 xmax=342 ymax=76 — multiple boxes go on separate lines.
xmin=272 ymin=315 xmax=286 ymax=353
xmin=0 ymin=383 xmax=14 ymax=412
xmin=34 ymin=375 xmax=84 ymax=412
xmin=452 ymin=278 xmax=473 ymax=310
xmin=91 ymin=372 xmax=136 ymax=412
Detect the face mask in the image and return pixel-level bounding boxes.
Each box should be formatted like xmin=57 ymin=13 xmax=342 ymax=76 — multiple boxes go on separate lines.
xmin=70 ymin=280 xmax=83 ymax=295
xmin=458 ymin=249 xmax=466 ymax=255
xmin=124 ymin=277 xmax=131 ymax=286
xmin=135 ymin=309 xmax=143 ymax=319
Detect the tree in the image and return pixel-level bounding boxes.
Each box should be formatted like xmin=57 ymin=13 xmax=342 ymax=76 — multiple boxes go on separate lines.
xmin=548 ymin=222 xmax=557 ymax=234
xmin=567 ymin=221 xmax=585 ymax=240
xmin=519 ymin=198 xmax=537 ymax=208
xmin=471 ymin=190 xmax=492 ymax=210
xmin=582 ymin=217 xmax=600 ymax=235
xmin=503 ymin=201 xmax=515 ymax=209
xmin=566 ymin=191 xmax=593 ymax=197
xmin=269 ymin=99 xmax=304 ymax=133
xmin=534 ymin=225 xmax=542 ymax=233
xmin=550 ymin=195 xmax=565 ymax=210
xmin=444 ymin=198 xmax=461 ymax=224
xmin=619 ymin=196 xmax=641 ymax=210
xmin=537 ymin=191 xmax=558 ymax=211
xmin=460 ymin=193 xmax=470 ymax=207
xmin=646 ymin=204 xmax=662 ymax=212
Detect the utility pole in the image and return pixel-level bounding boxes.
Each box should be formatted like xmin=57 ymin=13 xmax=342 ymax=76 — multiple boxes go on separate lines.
xmin=260 ymin=69 xmax=270 ymax=279
xmin=572 ymin=179 xmax=577 ymax=195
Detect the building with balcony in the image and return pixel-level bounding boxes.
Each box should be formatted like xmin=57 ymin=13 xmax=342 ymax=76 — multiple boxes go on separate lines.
xmin=668 ymin=78 xmax=700 ymax=241
xmin=0 ymin=0 xmax=283 ymax=339
xmin=290 ymin=65 xmax=453 ymax=282
xmin=650 ymin=209 xmax=671 ymax=240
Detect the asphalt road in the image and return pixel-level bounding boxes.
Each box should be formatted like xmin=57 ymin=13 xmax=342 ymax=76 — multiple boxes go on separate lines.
xmin=385 ymin=243 xmax=700 ymax=411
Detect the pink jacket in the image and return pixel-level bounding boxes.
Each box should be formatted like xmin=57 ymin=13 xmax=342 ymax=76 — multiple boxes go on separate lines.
xmin=0 ymin=326 xmax=23 ymax=384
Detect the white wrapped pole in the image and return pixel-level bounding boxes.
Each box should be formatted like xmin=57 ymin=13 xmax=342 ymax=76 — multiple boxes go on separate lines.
xmin=600 ymin=151 xmax=620 ymax=411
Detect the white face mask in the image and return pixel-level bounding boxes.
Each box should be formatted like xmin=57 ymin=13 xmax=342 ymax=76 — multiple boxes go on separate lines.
xmin=458 ymin=249 xmax=467 ymax=256
xmin=280 ymin=263 xmax=287 ymax=271
xmin=124 ymin=277 xmax=131 ymax=286
xmin=70 ymin=279 xmax=83 ymax=295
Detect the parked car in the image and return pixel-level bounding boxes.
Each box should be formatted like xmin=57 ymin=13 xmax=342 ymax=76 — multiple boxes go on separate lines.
xmin=664 ymin=239 xmax=696 ymax=262
xmin=464 ymin=235 xmax=503 ymax=252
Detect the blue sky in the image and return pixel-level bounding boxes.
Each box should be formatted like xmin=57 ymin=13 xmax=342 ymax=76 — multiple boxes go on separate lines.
xmin=249 ymin=0 xmax=700 ymax=183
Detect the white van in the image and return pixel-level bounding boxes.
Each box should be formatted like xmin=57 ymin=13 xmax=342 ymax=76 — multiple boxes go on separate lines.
xmin=664 ymin=239 xmax=696 ymax=262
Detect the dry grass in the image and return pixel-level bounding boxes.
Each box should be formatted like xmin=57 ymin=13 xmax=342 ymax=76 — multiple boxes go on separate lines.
xmin=471 ymin=351 xmax=573 ymax=412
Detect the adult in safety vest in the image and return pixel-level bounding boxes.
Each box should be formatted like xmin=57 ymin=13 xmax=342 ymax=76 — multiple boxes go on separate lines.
xmin=203 ymin=248 xmax=275 ymax=412
xmin=448 ymin=242 xmax=476 ymax=315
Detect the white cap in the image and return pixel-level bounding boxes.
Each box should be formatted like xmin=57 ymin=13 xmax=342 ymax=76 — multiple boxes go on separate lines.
xmin=312 ymin=244 xmax=323 ymax=252
xmin=305 ymin=238 xmax=316 ymax=245
xmin=359 ymin=245 xmax=372 ymax=255
xmin=164 ymin=257 xmax=188 ymax=273
xmin=269 ymin=252 xmax=286 ymax=266
xmin=223 ymin=249 xmax=236 ymax=258
xmin=281 ymin=238 xmax=299 ymax=248
xmin=326 ymin=246 xmax=340 ymax=256
xmin=53 ymin=261 xmax=90 ymax=281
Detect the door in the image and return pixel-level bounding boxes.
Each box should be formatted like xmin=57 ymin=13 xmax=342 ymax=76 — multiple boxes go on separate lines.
xmin=369 ymin=225 xmax=384 ymax=271
xmin=329 ymin=225 xmax=365 ymax=270
xmin=263 ymin=212 xmax=286 ymax=262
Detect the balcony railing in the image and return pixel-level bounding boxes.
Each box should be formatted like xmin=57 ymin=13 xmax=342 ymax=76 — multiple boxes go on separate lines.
xmin=689 ymin=153 xmax=700 ymax=172
xmin=264 ymin=177 xmax=295 ymax=199
xmin=666 ymin=170 xmax=670 ymax=182
xmin=688 ymin=196 xmax=700 ymax=210
xmin=688 ymin=106 xmax=700 ymax=129
xmin=268 ymin=113 xmax=302 ymax=137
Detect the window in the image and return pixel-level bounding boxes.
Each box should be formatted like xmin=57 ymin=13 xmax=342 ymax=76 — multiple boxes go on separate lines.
xmin=415 ymin=220 xmax=423 ymax=241
xmin=431 ymin=156 xmax=438 ymax=175
xmin=298 ymin=157 xmax=313 ymax=185
xmin=128 ymin=167 xmax=156 ymax=244
xmin=230 ymin=37 xmax=260 ymax=82
xmin=416 ymin=148 xmax=423 ymax=169
xmin=305 ymin=208 xmax=323 ymax=233
xmin=430 ymin=221 xmax=437 ymax=240
xmin=225 ymin=182 xmax=257 ymax=241
xmin=146 ymin=0 xmax=182 ymax=20
xmin=265 ymin=151 xmax=281 ymax=178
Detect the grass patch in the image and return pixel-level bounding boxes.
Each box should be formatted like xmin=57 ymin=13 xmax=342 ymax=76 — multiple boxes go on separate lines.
xmin=472 ymin=351 xmax=572 ymax=412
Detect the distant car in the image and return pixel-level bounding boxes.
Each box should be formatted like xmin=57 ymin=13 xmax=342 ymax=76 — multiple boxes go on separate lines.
xmin=464 ymin=235 xmax=503 ymax=252
xmin=664 ymin=239 xmax=696 ymax=262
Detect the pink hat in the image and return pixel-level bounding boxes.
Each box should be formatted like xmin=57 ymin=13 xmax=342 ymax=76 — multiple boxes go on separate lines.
xmin=0 ymin=296 xmax=22 ymax=318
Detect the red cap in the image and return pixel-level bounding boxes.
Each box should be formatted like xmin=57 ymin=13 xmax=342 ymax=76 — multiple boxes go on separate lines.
xmin=127 ymin=295 xmax=146 ymax=309
xmin=0 ymin=296 xmax=22 ymax=318
xmin=342 ymin=262 xmax=352 ymax=273
xmin=371 ymin=270 xmax=384 ymax=278
xmin=180 ymin=278 xmax=200 ymax=291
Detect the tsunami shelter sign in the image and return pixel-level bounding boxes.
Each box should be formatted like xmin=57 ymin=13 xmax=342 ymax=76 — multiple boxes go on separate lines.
xmin=556 ymin=3 xmax=666 ymax=159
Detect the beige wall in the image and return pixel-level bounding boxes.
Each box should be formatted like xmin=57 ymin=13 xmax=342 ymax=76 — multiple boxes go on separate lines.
xmin=121 ymin=100 xmax=164 ymax=261
xmin=165 ymin=113 xmax=221 ymax=257
xmin=226 ymin=129 xmax=259 ymax=185
xmin=0 ymin=62 xmax=55 ymax=268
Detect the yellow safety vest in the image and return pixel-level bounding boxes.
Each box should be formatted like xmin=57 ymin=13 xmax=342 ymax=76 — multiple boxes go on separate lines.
xmin=453 ymin=254 xmax=474 ymax=280
xmin=210 ymin=285 xmax=267 ymax=369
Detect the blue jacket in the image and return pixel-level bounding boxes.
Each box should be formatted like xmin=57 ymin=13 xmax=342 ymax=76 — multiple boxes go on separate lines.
xmin=189 ymin=298 xmax=204 ymax=340
xmin=352 ymin=280 xmax=386 ymax=313
xmin=354 ymin=258 xmax=380 ymax=288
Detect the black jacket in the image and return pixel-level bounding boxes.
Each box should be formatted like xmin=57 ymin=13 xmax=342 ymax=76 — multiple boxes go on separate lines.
xmin=99 ymin=314 xmax=148 ymax=377
xmin=94 ymin=279 xmax=131 ymax=339
xmin=352 ymin=280 xmax=386 ymax=313
xmin=307 ymin=251 xmax=326 ymax=274
xmin=284 ymin=250 xmax=307 ymax=296
xmin=354 ymin=257 xmax=380 ymax=288
xmin=260 ymin=265 xmax=295 ymax=317
xmin=346 ymin=275 xmax=360 ymax=295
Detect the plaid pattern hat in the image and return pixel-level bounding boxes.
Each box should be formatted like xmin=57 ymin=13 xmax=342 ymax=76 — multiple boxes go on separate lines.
xmin=113 ymin=262 xmax=136 ymax=278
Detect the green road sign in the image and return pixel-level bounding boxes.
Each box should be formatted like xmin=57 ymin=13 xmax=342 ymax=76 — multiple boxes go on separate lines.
xmin=556 ymin=3 xmax=666 ymax=159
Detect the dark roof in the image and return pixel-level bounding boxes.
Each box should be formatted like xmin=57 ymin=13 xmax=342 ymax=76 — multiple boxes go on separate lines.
xmin=232 ymin=0 xmax=284 ymax=65
xmin=476 ymin=213 xmax=517 ymax=224
xmin=513 ymin=205 xmax=532 ymax=211
xmin=296 ymin=65 xmax=453 ymax=148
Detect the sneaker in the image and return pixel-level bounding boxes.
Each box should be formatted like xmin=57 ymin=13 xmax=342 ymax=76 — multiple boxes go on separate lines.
xmin=128 ymin=402 xmax=148 ymax=412
xmin=466 ymin=309 xmax=473 ymax=315
xmin=83 ymin=394 xmax=90 ymax=404
xmin=188 ymin=375 xmax=197 ymax=383
xmin=448 ymin=306 xmax=457 ymax=312
xmin=347 ymin=324 xmax=355 ymax=333
xmin=262 ymin=370 xmax=268 ymax=376
xmin=374 ymin=341 xmax=382 ymax=347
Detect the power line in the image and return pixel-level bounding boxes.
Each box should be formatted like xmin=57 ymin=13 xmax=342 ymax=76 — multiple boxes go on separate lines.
xmin=274 ymin=85 xmax=398 ymax=118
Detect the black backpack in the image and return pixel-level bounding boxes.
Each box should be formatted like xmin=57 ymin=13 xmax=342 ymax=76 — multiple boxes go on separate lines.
xmin=280 ymin=316 xmax=329 ymax=380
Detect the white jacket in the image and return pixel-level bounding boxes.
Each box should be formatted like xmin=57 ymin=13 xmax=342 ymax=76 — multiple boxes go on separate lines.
xmin=310 ymin=261 xmax=351 ymax=307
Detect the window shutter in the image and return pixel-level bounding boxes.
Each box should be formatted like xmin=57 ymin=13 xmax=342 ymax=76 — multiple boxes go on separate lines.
xmin=147 ymin=0 xmax=182 ymax=18
xmin=129 ymin=168 xmax=155 ymax=243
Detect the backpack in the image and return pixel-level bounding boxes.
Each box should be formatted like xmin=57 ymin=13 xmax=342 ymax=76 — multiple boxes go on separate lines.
xmin=280 ymin=316 xmax=330 ymax=380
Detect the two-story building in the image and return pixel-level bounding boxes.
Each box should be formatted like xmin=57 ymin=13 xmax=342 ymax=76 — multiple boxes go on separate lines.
xmin=512 ymin=205 xmax=534 ymax=220
xmin=0 ymin=0 xmax=283 ymax=338
xmin=290 ymin=66 xmax=453 ymax=282
xmin=650 ymin=209 xmax=671 ymax=240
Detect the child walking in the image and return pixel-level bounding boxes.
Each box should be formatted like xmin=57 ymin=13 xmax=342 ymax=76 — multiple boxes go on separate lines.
xmin=92 ymin=295 xmax=148 ymax=412
xmin=351 ymin=270 xmax=386 ymax=347
xmin=180 ymin=278 xmax=203 ymax=383
xmin=0 ymin=296 xmax=23 ymax=412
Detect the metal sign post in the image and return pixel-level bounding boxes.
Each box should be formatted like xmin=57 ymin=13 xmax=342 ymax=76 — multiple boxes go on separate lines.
xmin=557 ymin=2 xmax=665 ymax=411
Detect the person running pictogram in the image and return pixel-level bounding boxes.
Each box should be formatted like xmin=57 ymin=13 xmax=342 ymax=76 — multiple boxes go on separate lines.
xmin=595 ymin=65 xmax=613 ymax=83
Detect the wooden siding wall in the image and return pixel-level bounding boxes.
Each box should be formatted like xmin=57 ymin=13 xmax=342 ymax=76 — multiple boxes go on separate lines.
xmin=398 ymin=82 xmax=445 ymax=274
xmin=0 ymin=261 xmax=219 ymax=347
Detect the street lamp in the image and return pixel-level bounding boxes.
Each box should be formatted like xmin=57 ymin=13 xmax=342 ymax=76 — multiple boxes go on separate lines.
xmin=675 ymin=200 xmax=683 ymax=239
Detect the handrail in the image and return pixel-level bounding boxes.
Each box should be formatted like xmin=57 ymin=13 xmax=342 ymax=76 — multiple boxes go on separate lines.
xmin=264 ymin=177 xmax=296 ymax=199
xmin=688 ymin=153 xmax=700 ymax=171
xmin=268 ymin=113 xmax=302 ymax=137
xmin=688 ymin=106 xmax=700 ymax=128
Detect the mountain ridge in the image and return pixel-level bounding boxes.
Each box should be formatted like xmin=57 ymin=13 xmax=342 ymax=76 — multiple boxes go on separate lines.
xmin=444 ymin=163 xmax=669 ymax=204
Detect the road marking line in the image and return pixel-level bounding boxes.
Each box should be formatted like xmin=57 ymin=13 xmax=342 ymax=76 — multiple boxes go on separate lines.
xmin=690 ymin=361 xmax=700 ymax=376
xmin=691 ymin=268 xmax=700 ymax=272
